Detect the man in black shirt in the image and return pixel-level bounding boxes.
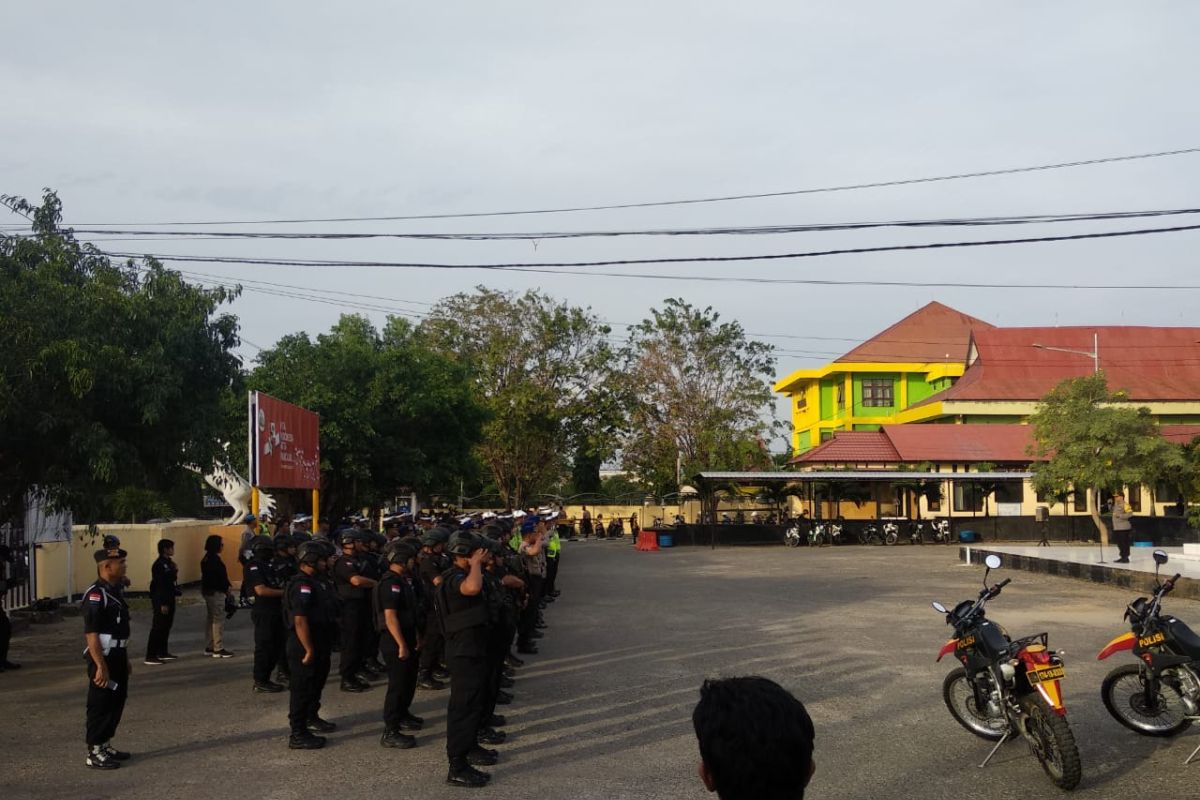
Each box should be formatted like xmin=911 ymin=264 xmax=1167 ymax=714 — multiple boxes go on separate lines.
xmin=285 ymin=540 xmax=339 ymax=749
xmin=333 ymin=530 xmax=377 ymax=692
xmin=375 ymin=540 xmax=422 ymax=749
xmin=441 ymin=532 xmax=497 ymax=787
xmin=244 ymin=536 xmax=286 ymax=693
xmin=82 ymin=546 xmax=133 ymax=769
xmin=417 ymin=527 xmax=451 ymax=690
xmin=144 ymin=539 xmax=179 ymax=665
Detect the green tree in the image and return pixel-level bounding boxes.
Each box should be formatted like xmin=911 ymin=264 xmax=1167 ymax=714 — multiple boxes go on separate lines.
xmin=619 ymin=299 xmax=778 ymax=493
xmin=1029 ymin=373 xmax=1183 ymax=549
xmin=892 ymin=462 xmax=945 ymax=519
xmin=417 ymin=287 xmax=618 ymax=507
xmin=249 ymin=314 xmax=484 ymax=519
xmin=0 ymin=191 xmax=241 ymax=522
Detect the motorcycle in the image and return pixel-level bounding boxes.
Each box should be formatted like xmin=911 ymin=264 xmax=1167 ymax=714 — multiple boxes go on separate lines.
xmin=784 ymin=524 xmax=804 ymax=547
xmin=932 ymin=554 xmax=1081 ymax=790
xmin=909 ymin=520 xmax=928 ymax=545
xmin=860 ymin=522 xmax=899 ymax=546
xmin=881 ymin=521 xmax=899 ymax=546
xmin=932 ymin=518 xmax=953 ymax=544
xmin=1096 ymin=549 xmax=1200 ymax=755
xmin=808 ymin=521 xmax=843 ymax=547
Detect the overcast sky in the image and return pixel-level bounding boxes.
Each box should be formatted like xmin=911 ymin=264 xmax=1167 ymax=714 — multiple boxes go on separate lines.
xmin=5 ymin=2 xmax=1199 ymax=434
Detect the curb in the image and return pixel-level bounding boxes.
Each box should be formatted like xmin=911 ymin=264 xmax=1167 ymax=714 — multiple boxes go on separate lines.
xmin=959 ymin=546 xmax=1200 ymax=600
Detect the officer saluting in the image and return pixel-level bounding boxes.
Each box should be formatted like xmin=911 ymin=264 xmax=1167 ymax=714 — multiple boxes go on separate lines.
xmin=284 ymin=540 xmax=339 ymax=750
xmin=82 ymin=545 xmax=133 ymax=770
xmin=440 ymin=532 xmax=498 ymax=787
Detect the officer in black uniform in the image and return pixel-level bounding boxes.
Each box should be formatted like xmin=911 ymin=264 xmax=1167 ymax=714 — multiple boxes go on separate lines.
xmin=1 ymin=543 xmax=22 ymax=672
xmin=272 ymin=534 xmax=300 ymax=686
xmin=362 ymin=531 xmax=388 ymax=675
xmin=440 ymin=532 xmax=498 ymax=787
xmin=82 ymin=546 xmax=133 ymax=769
xmin=375 ymin=540 xmax=422 ymax=749
xmin=333 ymin=530 xmax=377 ymax=692
xmin=285 ymin=539 xmax=339 ymax=749
xmin=479 ymin=537 xmax=522 ymax=744
xmin=244 ymin=536 xmax=286 ymax=693
xmin=417 ymin=527 xmax=451 ymax=690
xmin=143 ymin=538 xmax=179 ymax=665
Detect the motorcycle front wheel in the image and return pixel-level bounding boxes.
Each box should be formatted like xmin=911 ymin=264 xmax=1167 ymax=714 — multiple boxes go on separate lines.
xmin=884 ymin=531 xmax=898 ymax=546
xmin=1100 ymin=663 xmax=1193 ymax=737
xmin=1019 ymin=695 xmax=1081 ymax=790
xmin=942 ymin=668 xmax=1007 ymax=741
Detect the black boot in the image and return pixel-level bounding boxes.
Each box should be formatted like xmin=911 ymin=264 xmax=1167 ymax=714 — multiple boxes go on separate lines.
xmin=307 ymin=716 xmax=337 ymax=733
xmin=289 ymin=732 xmax=327 ymax=750
xmin=447 ymin=762 xmax=490 ymax=787
xmin=381 ymin=728 xmax=417 ymax=749
xmin=418 ymin=671 xmax=446 ymax=690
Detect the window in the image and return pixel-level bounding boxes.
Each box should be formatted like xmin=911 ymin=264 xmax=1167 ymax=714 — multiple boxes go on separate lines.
xmin=953 ymin=482 xmax=984 ymax=513
xmin=820 ymin=430 xmax=834 ymax=443
xmin=861 ymin=378 xmax=894 ymax=407
xmin=1128 ymin=485 xmax=1142 ymax=512
xmin=1072 ymin=488 xmax=1088 ymax=512
xmin=993 ymin=481 xmax=1023 ymax=505
xmin=836 ymin=384 xmax=845 ymax=409
xmin=796 ymin=394 xmax=807 ymax=410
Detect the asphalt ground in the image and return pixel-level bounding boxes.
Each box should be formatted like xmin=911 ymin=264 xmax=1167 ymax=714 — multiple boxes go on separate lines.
xmin=3 ymin=540 xmax=1200 ymax=799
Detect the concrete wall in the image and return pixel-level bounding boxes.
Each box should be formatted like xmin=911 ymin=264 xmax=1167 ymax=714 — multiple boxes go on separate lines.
xmin=33 ymin=519 xmax=245 ymax=601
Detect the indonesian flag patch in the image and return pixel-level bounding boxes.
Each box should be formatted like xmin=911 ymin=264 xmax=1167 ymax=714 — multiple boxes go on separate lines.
xmin=299 ymin=585 xmax=312 ymax=594
xmin=391 ymin=585 xmax=401 ymax=593
xmin=87 ymin=592 xmax=102 ymax=602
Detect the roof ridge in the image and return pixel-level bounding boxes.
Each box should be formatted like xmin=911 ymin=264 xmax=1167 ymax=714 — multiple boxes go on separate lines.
xmin=836 ymin=301 xmax=994 ymax=363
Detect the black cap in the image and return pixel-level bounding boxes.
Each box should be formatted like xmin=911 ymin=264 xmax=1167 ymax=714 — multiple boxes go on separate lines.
xmin=95 ymin=547 xmax=127 ymax=563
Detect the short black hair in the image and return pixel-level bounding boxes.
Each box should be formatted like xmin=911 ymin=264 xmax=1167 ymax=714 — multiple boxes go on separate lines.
xmin=204 ymin=534 xmax=223 ymax=554
xmin=692 ymin=677 xmax=815 ymax=800
xmin=157 ymin=538 xmax=175 ymax=555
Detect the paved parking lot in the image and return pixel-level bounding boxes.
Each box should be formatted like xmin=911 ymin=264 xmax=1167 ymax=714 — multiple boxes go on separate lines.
xmin=3 ymin=540 xmax=1200 ymax=799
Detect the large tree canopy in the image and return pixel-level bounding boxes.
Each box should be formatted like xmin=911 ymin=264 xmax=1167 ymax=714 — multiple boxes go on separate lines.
xmin=1029 ymin=372 xmax=1183 ymax=548
xmin=417 ymin=287 xmax=618 ymax=507
xmin=619 ymin=298 xmax=778 ymax=494
xmin=0 ymin=191 xmax=242 ymax=522
xmin=249 ymin=314 xmax=484 ymax=519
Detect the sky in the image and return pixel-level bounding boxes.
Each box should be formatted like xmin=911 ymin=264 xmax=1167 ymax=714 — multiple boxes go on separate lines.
xmin=4 ymin=3 xmax=1200 ymax=436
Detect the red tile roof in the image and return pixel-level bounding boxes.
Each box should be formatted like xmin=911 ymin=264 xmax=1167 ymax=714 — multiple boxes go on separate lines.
xmin=919 ymin=326 xmax=1200 ymax=404
xmin=882 ymin=424 xmax=1036 ymax=463
xmin=790 ymin=431 xmax=900 ymax=464
xmin=1162 ymin=425 xmax=1200 ymax=445
xmin=837 ymin=301 xmax=994 ymax=364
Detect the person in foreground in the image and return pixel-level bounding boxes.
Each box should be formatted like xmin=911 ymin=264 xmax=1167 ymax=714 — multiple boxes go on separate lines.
xmin=83 ymin=545 xmax=133 ymax=769
xmin=692 ymin=676 xmax=816 ymax=800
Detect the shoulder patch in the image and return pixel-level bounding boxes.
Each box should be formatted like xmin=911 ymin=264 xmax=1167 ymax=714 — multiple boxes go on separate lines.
xmin=390 ymin=584 xmax=401 ymax=592
xmin=249 ymin=565 xmax=258 ymax=571
xmin=87 ymin=592 xmax=102 ymax=602
xmin=299 ymin=584 xmax=312 ymax=594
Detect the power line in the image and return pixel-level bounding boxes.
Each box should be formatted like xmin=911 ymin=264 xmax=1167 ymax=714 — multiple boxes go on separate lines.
xmin=99 ymin=221 xmax=1200 ymax=281
xmin=10 ymin=206 xmax=1199 ymax=241
xmin=57 ymin=146 xmax=1200 ymax=226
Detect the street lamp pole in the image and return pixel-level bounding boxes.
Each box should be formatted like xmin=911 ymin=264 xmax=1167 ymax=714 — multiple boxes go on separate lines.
xmin=1032 ymin=332 xmax=1099 ymax=374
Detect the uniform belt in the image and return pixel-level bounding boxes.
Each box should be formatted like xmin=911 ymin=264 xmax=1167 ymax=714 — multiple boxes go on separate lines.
xmin=109 ymin=639 xmax=128 ymax=649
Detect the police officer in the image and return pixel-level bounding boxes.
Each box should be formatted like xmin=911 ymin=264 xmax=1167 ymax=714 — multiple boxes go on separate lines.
xmin=362 ymin=531 xmax=388 ymax=675
xmin=440 ymin=532 xmax=498 ymax=787
xmin=479 ymin=537 xmax=522 ymax=743
xmin=417 ymin=527 xmax=451 ymax=690
xmin=285 ymin=540 xmax=339 ymax=749
xmin=1 ymin=543 xmax=22 ymax=672
xmin=333 ymin=529 xmax=378 ymax=692
xmin=375 ymin=540 xmax=422 ymax=749
xmin=244 ymin=536 xmax=286 ymax=693
xmin=82 ymin=545 xmax=132 ymax=769
xmin=271 ymin=535 xmax=301 ymax=686
xmin=143 ymin=538 xmax=179 ymax=665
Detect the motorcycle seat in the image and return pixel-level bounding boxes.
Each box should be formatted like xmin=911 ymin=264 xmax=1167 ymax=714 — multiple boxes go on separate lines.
xmin=1167 ymin=618 xmax=1200 ymax=660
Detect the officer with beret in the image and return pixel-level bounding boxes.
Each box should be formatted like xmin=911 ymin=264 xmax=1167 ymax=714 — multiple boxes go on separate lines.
xmin=375 ymin=540 xmax=423 ymax=749
xmin=440 ymin=532 xmax=498 ymax=787
xmin=333 ymin=529 xmax=378 ymax=692
xmin=285 ymin=539 xmax=339 ymax=749
xmin=244 ymin=536 xmax=286 ymax=693
xmin=417 ymin=527 xmax=451 ymax=690
xmin=82 ymin=546 xmax=133 ymax=769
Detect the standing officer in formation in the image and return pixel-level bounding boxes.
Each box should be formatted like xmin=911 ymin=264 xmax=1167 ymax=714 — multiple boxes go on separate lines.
xmin=375 ymin=539 xmax=423 ymax=749
xmin=439 ymin=532 xmax=496 ymax=787
xmin=417 ymin=527 xmax=451 ymax=690
xmin=143 ymin=538 xmax=179 ymax=666
xmin=284 ymin=539 xmax=339 ymax=749
xmin=244 ymin=536 xmax=287 ymax=693
xmin=334 ymin=530 xmax=378 ymax=693
xmin=82 ymin=544 xmax=133 ymax=770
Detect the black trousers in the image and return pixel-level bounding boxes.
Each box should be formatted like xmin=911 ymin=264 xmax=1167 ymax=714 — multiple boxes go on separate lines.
xmin=338 ymin=599 xmax=367 ymax=680
xmin=518 ymin=575 xmax=544 ymax=645
xmin=287 ymin=634 xmax=331 ymax=735
xmin=381 ymin=634 xmax=419 ymax=729
xmin=86 ymin=649 xmax=129 ymax=746
xmin=144 ymin=601 xmax=175 ymax=660
xmin=252 ymin=610 xmax=286 ymax=684
xmin=445 ymin=646 xmax=489 ymax=764
xmin=545 ymin=555 xmax=560 ymax=595
xmin=0 ymin=606 xmax=11 ymax=663
xmin=482 ymin=623 xmax=513 ymax=720
xmin=419 ymin=614 xmax=445 ymax=675
xmin=1115 ymin=529 xmax=1132 ymax=560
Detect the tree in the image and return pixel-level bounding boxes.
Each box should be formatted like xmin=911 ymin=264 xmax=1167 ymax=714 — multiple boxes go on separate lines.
xmin=417 ymin=287 xmax=618 ymax=507
xmin=892 ymin=462 xmax=945 ymax=519
xmin=0 ymin=191 xmax=242 ymax=522
xmin=249 ymin=314 xmax=484 ymax=520
xmin=1029 ymin=373 xmax=1184 ymax=549
xmin=619 ymin=299 xmax=778 ymax=493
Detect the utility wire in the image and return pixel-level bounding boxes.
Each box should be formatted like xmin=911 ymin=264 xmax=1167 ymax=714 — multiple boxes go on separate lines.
xmin=11 ymin=207 xmax=1200 ymax=241
xmin=60 ymin=146 xmax=1200 ymax=225
xmin=100 ymin=221 xmax=1200 ymax=279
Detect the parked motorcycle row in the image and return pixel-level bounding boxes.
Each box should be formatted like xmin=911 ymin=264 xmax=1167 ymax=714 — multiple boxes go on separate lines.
xmin=783 ymin=517 xmax=952 ymax=547
xmin=932 ymin=551 xmax=1200 ymax=791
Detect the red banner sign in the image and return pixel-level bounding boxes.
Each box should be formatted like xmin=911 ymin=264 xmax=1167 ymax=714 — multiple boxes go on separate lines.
xmin=249 ymin=391 xmax=320 ymax=489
